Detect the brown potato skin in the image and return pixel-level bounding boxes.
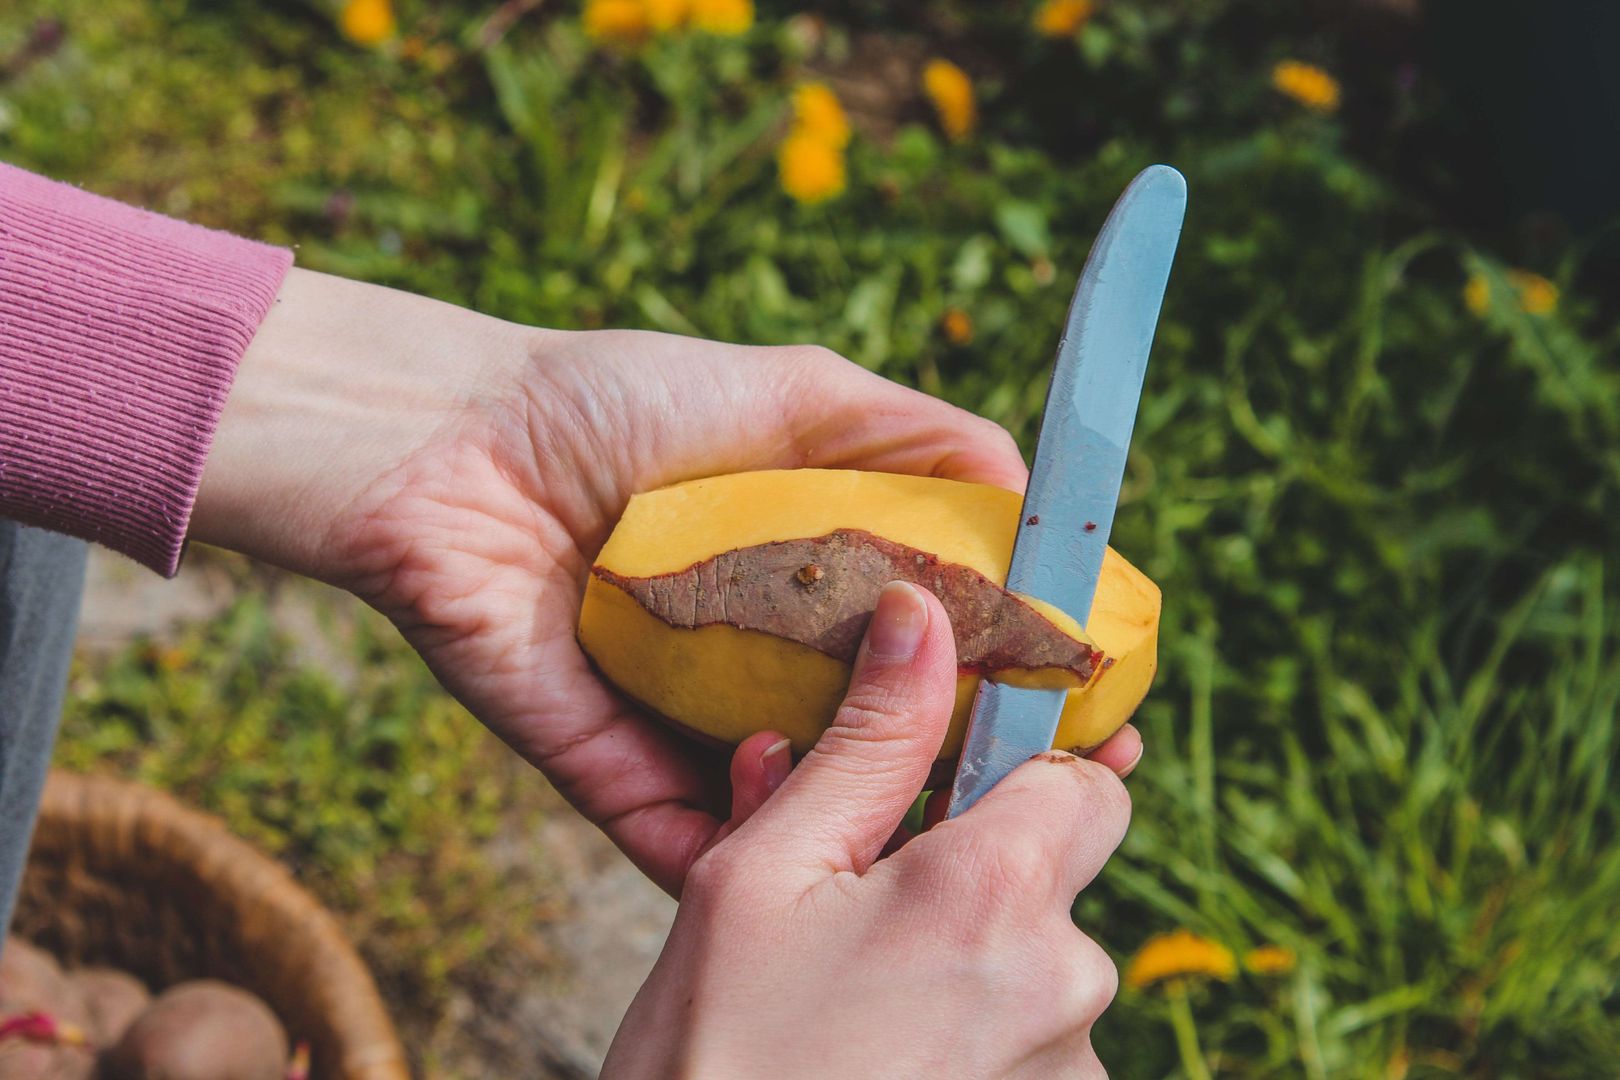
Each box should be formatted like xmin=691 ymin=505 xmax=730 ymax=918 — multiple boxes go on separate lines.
xmin=100 ymin=980 xmax=288 ymax=1080
xmin=67 ymin=969 xmax=149 ymax=1047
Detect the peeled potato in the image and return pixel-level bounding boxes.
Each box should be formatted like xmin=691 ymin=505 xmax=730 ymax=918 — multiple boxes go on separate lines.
xmin=100 ymin=980 xmax=288 ymax=1080
xmin=579 ymin=469 xmax=1161 ymax=758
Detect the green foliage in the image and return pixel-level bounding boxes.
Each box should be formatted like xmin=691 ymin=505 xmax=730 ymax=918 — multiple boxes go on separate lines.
xmin=6 ymin=0 xmax=1618 ymax=1075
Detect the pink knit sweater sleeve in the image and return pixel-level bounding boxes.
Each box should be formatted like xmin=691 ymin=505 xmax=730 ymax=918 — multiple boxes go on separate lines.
xmin=0 ymin=162 xmax=292 ymax=575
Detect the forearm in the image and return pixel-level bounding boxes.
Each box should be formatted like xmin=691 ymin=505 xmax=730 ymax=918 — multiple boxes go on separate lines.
xmin=0 ymin=162 xmax=290 ymax=573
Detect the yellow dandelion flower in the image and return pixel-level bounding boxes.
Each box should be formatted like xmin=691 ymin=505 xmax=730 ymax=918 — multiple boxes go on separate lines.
xmin=1465 ymin=269 xmax=1559 ymax=317
xmin=923 ymin=58 xmax=977 ymax=141
xmin=1508 ymin=270 xmax=1558 ymax=315
xmin=942 ymin=308 xmax=974 ymax=345
xmin=778 ymin=131 xmax=846 ymax=204
xmin=1272 ymin=60 xmax=1341 ymax=113
xmin=643 ymin=0 xmax=690 ymax=32
xmin=1035 ymin=0 xmax=1094 ymax=38
xmin=690 ymin=0 xmax=753 ymax=35
xmin=340 ymin=0 xmax=397 ymax=47
xmin=1124 ymin=930 xmax=1237 ymax=990
xmin=584 ymin=0 xmax=650 ymax=45
xmin=1243 ymin=945 xmax=1296 ymax=976
xmin=792 ymin=82 xmax=851 ymax=150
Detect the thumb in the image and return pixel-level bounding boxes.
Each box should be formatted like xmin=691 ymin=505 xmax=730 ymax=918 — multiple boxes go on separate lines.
xmin=741 ymin=581 xmax=958 ymax=876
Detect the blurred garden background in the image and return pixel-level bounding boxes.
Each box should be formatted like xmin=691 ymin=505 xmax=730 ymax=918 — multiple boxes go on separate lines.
xmin=4 ymin=0 xmax=1619 ymax=1075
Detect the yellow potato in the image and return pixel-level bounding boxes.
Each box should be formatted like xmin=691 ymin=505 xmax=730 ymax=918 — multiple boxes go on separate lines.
xmin=579 ymin=469 xmax=1159 ymax=758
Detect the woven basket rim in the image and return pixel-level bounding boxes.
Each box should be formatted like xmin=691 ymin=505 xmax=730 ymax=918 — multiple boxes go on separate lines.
xmin=16 ymin=769 xmax=411 ymax=1080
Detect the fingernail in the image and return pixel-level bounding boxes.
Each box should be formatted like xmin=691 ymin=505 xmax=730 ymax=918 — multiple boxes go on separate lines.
xmin=1118 ymin=744 xmax=1145 ymax=779
xmin=867 ymin=581 xmax=928 ymax=660
xmin=761 ymin=738 xmax=794 ymax=791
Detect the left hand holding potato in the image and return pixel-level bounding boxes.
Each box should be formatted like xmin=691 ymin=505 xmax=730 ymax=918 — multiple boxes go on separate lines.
xmin=193 ymin=268 xmax=1138 ymax=893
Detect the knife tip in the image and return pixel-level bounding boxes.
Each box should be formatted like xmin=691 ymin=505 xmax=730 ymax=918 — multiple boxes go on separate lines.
xmin=1138 ymin=163 xmax=1186 ymax=194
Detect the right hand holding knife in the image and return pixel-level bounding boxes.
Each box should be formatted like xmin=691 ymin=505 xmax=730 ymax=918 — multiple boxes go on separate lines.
xmin=603 ymin=582 xmax=1137 ymax=1080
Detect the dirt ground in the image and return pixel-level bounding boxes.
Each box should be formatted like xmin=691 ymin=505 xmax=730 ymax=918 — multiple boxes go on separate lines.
xmin=73 ymin=548 xmax=676 ymax=1078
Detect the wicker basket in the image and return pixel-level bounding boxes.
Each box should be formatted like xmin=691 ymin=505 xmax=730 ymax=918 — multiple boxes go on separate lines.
xmin=11 ymin=770 xmax=410 ymax=1080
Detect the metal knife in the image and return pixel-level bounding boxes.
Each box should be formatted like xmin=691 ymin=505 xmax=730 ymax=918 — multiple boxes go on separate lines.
xmin=946 ymin=164 xmax=1186 ymax=818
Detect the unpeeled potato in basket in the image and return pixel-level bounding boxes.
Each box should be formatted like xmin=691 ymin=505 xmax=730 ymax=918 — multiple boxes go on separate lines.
xmin=1 ymin=938 xmax=291 ymax=1080
xmin=101 ymin=980 xmax=289 ymax=1080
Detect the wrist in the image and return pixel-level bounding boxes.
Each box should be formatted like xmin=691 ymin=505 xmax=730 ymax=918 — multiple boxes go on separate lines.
xmin=190 ymin=268 xmax=527 ymax=581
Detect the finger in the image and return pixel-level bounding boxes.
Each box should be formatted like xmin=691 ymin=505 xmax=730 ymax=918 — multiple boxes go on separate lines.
xmin=1081 ymin=724 xmax=1143 ymax=778
xmin=920 ymin=750 xmax=1132 ymax=902
xmin=496 ymin=627 xmax=751 ymax=898
xmin=913 ymin=725 xmax=1142 ymax=839
xmin=526 ymin=704 xmax=729 ymax=898
xmin=742 ymin=581 xmax=958 ymax=876
xmin=728 ymin=730 xmax=796 ymax=826
xmin=784 ymin=352 xmax=1030 ymax=494
xmin=681 ymin=731 xmax=797 ymax=868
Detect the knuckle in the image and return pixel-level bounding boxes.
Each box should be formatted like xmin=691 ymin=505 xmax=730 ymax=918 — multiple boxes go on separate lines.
xmin=991 ymin=834 xmax=1058 ymax=896
xmin=830 ymin=663 xmax=953 ymax=746
xmin=1058 ymin=755 xmax=1133 ymax=832
xmin=1067 ymin=934 xmax=1120 ymax=1019
xmin=829 ymin=688 xmax=906 ymax=737
xmin=980 ymin=417 xmax=1022 ymax=459
xmin=681 ymin=844 xmax=746 ymax=900
xmin=1033 ymin=925 xmax=1117 ymax=1020
xmin=779 ymin=343 xmax=853 ymax=377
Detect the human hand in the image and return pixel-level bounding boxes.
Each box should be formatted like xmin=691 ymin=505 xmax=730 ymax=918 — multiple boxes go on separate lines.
xmin=601 ymin=582 xmax=1131 ymax=1078
xmin=193 ymin=268 xmax=1140 ymax=894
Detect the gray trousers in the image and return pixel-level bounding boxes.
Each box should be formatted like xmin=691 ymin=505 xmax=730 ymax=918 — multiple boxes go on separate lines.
xmin=0 ymin=521 xmax=88 ymax=934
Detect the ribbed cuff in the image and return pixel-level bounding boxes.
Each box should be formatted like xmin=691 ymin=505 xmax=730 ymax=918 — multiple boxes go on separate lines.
xmin=0 ymin=162 xmax=292 ymax=575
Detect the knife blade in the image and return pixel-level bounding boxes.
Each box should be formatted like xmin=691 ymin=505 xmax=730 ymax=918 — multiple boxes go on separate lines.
xmin=945 ymin=164 xmax=1186 ymax=817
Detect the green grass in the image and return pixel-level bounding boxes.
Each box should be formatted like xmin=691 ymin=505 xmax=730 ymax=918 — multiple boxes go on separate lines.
xmin=6 ymin=1 xmax=1617 ymax=1075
